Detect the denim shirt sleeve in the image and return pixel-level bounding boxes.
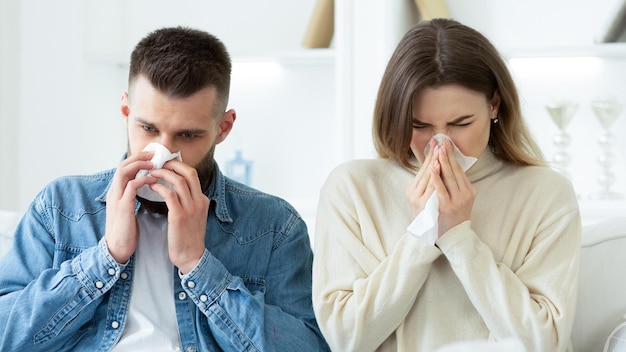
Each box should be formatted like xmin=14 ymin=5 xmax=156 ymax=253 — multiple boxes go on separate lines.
xmin=0 ymin=205 xmax=124 ymax=351
xmin=179 ymin=217 xmax=329 ymax=352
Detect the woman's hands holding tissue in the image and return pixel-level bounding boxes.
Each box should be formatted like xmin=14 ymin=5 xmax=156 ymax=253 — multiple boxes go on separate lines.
xmin=105 ymin=151 xmax=158 ymax=264
xmin=431 ymin=139 xmax=476 ymax=236
xmin=407 ymin=138 xmax=476 ymax=238
xmin=148 ymin=159 xmax=210 ymax=275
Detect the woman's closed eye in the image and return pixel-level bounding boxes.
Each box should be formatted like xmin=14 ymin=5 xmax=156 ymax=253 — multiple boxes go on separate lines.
xmin=451 ymin=121 xmax=472 ymax=127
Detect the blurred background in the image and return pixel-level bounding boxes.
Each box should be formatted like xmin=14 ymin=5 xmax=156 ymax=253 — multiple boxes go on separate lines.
xmin=2 ymin=0 xmax=626 ymax=234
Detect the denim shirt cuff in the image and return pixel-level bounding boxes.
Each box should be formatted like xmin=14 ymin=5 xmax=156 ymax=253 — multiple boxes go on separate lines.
xmin=179 ymin=249 xmax=232 ymax=312
xmin=71 ymin=238 xmax=127 ymax=298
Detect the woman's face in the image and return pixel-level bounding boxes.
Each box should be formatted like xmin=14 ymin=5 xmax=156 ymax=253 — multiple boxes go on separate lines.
xmin=410 ymin=84 xmax=500 ymax=164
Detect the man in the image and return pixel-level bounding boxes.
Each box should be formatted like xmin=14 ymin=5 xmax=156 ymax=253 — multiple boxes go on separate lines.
xmin=0 ymin=27 xmax=328 ymax=352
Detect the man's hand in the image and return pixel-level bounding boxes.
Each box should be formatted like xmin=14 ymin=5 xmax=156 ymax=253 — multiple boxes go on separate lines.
xmin=105 ymin=151 xmax=157 ymax=264
xmin=148 ymin=160 xmax=210 ymax=274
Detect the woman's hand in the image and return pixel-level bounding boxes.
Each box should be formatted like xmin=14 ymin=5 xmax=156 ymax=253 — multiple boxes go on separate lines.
xmin=430 ymin=139 xmax=476 ymax=237
xmin=406 ymin=139 xmax=439 ymax=217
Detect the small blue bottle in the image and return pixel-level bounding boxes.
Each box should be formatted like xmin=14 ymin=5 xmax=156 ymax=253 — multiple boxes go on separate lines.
xmin=226 ymin=150 xmax=253 ymax=186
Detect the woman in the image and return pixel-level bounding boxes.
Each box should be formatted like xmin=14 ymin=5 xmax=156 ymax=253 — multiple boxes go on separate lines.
xmin=313 ymin=19 xmax=580 ymax=352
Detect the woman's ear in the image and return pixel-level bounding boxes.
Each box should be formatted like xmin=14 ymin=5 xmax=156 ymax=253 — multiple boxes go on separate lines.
xmin=490 ymin=90 xmax=501 ymax=118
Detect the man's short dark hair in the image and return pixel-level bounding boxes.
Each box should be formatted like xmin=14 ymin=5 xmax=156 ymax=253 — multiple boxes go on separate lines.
xmin=129 ymin=26 xmax=231 ymax=114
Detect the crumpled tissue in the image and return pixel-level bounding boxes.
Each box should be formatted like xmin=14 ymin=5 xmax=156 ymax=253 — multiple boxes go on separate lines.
xmin=136 ymin=142 xmax=182 ymax=202
xmin=407 ymin=134 xmax=477 ymax=244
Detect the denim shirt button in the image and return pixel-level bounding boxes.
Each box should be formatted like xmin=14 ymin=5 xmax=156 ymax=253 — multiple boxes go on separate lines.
xmin=178 ymin=292 xmax=187 ymax=300
xmin=199 ymin=294 xmax=208 ymax=302
xmin=120 ymin=272 xmax=129 ymax=280
xmin=95 ymin=281 xmax=104 ymax=289
xmin=187 ymin=280 xmax=196 ymax=288
xmin=107 ymin=268 xmax=116 ymax=276
xmin=186 ymin=346 xmax=195 ymax=352
xmin=111 ymin=321 xmax=120 ymax=329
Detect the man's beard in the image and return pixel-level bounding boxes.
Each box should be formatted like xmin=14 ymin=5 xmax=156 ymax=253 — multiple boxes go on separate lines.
xmin=134 ymin=145 xmax=216 ymax=214
xmin=195 ymin=146 xmax=216 ymax=194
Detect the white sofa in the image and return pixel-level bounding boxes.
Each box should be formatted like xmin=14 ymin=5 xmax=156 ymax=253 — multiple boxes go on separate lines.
xmin=0 ymin=210 xmax=625 ymax=351
xmin=572 ymin=217 xmax=626 ymax=352
xmin=0 ymin=210 xmax=21 ymax=260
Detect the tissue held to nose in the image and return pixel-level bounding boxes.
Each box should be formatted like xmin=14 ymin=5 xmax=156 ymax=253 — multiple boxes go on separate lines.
xmin=136 ymin=142 xmax=183 ymax=202
xmin=407 ymin=134 xmax=478 ymax=244
xmin=423 ymin=133 xmax=477 ymax=172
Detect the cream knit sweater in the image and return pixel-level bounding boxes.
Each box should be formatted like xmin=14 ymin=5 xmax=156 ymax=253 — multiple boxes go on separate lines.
xmin=313 ymin=149 xmax=580 ymax=352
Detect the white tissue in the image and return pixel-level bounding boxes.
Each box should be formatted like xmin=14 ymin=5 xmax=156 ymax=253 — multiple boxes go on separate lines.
xmin=424 ymin=134 xmax=477 ymax=171
xmin=136 ymin=142 xmax=182 ymax=202
xmin=407 ymin=134 xmax=477 ymax=244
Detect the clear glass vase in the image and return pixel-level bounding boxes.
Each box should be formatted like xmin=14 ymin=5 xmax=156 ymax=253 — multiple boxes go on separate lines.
xmin=589 ymin=98 xmax=623 ymax=200
xmin=545 ymin=100 xmax=578 ymax=179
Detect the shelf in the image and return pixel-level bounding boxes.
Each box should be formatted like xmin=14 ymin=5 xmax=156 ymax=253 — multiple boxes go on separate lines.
xmin=503 ymin=43 xmax=626 ymax=59
xmin=86 ymin=48 xmax=336 ymax=68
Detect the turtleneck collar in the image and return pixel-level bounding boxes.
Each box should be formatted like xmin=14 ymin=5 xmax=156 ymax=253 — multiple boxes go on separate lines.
xmin=466 ymin=148 xmax=505 ymax=183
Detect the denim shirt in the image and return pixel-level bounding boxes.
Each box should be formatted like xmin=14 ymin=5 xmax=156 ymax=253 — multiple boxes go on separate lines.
xmin=0 ymin=164 xmax=329 ymax=352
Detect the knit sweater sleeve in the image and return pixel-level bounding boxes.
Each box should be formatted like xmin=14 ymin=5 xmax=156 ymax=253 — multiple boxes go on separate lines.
xmin=436 ymin=175 xmax=581 ymax=352
xmin=312 ymin=161 xmax=442 ymax=352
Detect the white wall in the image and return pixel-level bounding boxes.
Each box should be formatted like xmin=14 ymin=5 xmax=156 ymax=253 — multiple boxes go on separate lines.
xmin=2 ymin=0 xmax=335 ymax=217
xmin=448 ymin=0 xmax=626 ymax=208
xmin=0 ymin=0 xmax=20 ymax=210
xmin=2 ymin=0 xmax=626 ymax=226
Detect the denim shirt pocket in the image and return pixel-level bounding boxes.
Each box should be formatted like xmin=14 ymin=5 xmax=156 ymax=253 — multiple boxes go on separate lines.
xmin=241 ymin=276 xmax=266 ymax=295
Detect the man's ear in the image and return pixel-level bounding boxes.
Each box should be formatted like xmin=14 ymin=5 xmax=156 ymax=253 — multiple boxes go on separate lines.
xmin=121 ymin=92 xmax=131 ymax=123
xmin=216 ymin=109 xmax=236 ymax=144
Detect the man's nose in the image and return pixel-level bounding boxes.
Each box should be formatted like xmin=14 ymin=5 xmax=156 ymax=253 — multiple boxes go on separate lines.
xmin=157 ymin=136 xmax=177 ymax=152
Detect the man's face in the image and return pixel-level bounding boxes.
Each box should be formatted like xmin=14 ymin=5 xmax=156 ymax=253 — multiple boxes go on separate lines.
xmin=121 ymin=76 xmax=234 ymax=183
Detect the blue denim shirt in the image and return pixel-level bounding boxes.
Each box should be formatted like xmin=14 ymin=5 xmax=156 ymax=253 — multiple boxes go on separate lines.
xmin=0 ymin=164 xmax=329 ymax=352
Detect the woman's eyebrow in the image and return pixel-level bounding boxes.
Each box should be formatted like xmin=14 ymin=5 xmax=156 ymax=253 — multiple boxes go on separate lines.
xmin=412 ymin=114 xmax=474 ymax=125
xmin=447 ymin=115 xmax=474 ymax=124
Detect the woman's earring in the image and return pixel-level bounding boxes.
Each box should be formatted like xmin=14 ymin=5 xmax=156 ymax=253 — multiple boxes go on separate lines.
xmin=492 ymin=116 xmax=499 ymax=124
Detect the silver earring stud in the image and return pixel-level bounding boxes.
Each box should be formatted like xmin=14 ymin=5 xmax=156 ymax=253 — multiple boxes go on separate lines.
xmin=492 ymin=117 xmax=499 ymax=124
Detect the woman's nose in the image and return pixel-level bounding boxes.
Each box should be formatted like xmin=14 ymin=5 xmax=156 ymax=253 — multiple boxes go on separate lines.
xmin=431 ymin=127 xmax=449 ymax=136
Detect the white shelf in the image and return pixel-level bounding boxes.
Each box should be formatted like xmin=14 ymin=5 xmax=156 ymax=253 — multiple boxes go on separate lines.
xmin=503 ymin=43 xmax=626 ymax=59
xmin=235 ymin=48 xmax=335 ymax=66
xmin=86 ymin=49 xmax=336 ymax=68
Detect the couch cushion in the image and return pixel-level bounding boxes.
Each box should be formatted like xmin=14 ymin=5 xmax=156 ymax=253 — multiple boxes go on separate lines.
xmin=572 ymin=217 xmax=626 ymax=352
xmin=603 ymin=313 xmax=626 ymax=352
xmin=0 ymin=210 xmax=21 ymax=260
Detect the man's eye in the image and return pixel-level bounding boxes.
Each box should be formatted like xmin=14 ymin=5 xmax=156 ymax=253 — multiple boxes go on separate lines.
xmin=181 ymin=133 xmax=196 ymax=139
xmin=142 ymin=125 xmax=155 ymax=132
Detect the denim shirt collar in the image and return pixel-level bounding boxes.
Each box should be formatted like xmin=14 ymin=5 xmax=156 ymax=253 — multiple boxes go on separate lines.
xmin=206 ymin=163 xmax=234 ymax=224
xmin=94 ymin=158 xmax=233 ymax=224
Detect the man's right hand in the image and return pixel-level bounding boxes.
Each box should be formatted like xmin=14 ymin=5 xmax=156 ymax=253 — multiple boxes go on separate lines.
xmin=104 ymin=151 xmax=156 ymax=264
